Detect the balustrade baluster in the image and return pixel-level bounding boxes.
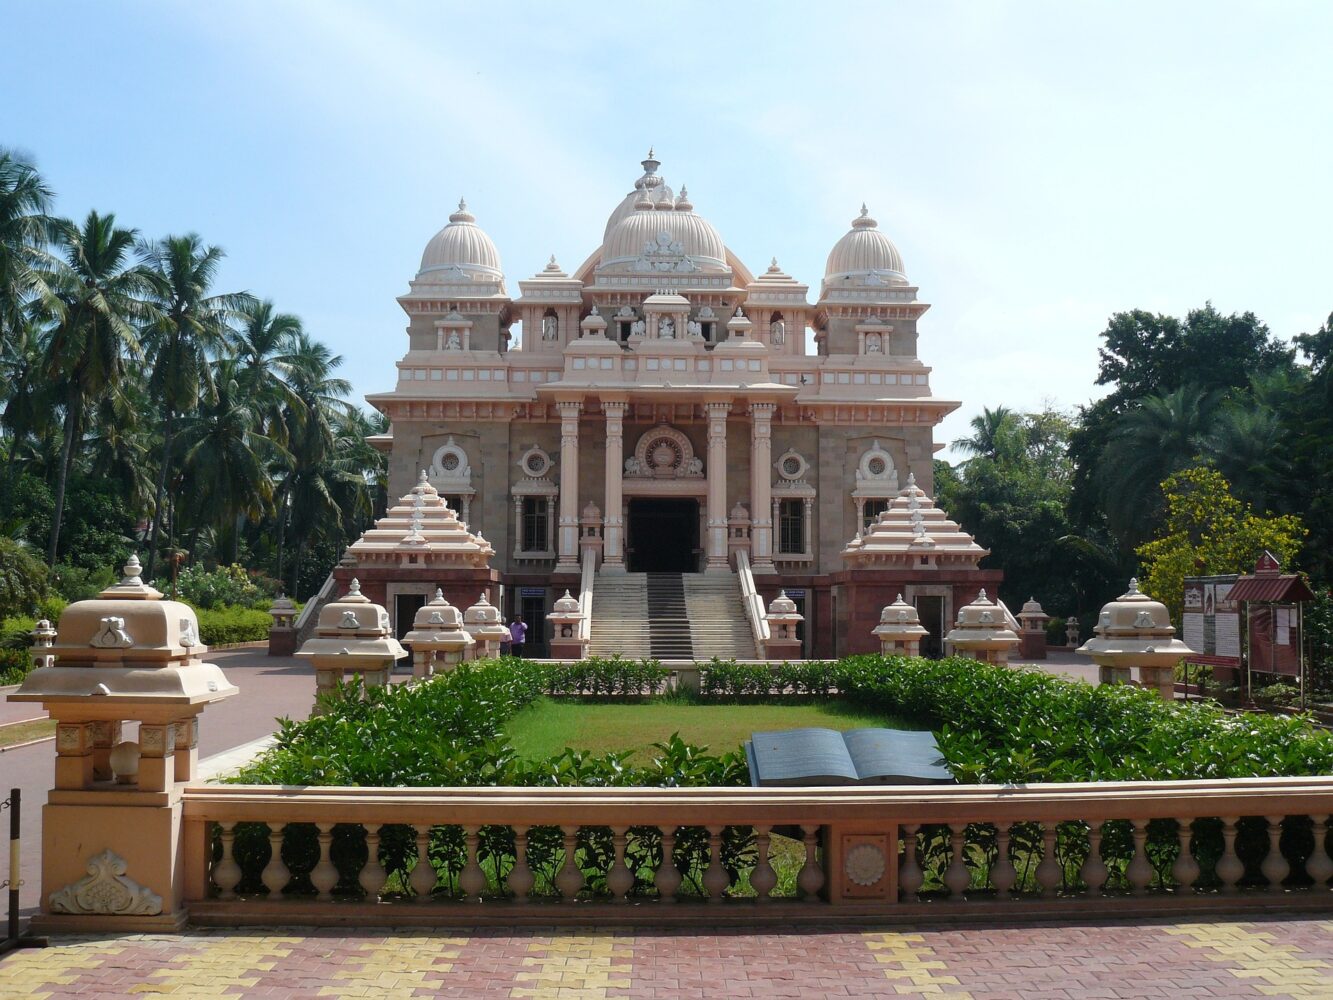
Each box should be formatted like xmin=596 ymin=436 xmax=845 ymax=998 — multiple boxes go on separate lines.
xmin=990 ymin=823 xmax=1016 ymax=897
xmin=898 ymin=824 xmax=923 ymax=900
xmin=943 ymin=825 xmax=970 ymax=900
xmin=410 ymin=825 xmax=437 ymax=901
xmin=1125 ymin=820 xmax=1153 ymax=894
xmin=1261 ymin=815 xmax=1289 ymax=891
xmin=1035 ymin=822 xmax=1063 ymax=897
xmin=311 ymin=823 xmax=338 ymax=900
xmin=507 ymin=826 xmax=534 ymax=902
xmin=655 ymin=827 xmax=682 ymax=903
xmin=1216 ymin=817 xmax=1245 ymax=893
xmin=213 ymin=822 xmax=242 ymax=900
xmin=607 ymin=826 xmax=634 ymax=902
xmin=556 ymin=825 xmax=584 ymax=901
xmin=1306 ymin=816 xmax=1333 ymax=890
xmin=797 ymin=825 xmax=825 ymax=901
xmin=459 ymin=826 xmax=487 ymax=902
xmin=1171 ymin=818 xmax=1199 ymax=893
xmin=262 ymin=824 xmax=290 ymax=898
xmin=703 ymin=825 xmax=729 ymax=903
xmin=750 ymin=826 xmax=777 ymax=901
xmin=1079 ymin=821 xmax=1107 ymax=897
xmin=359 ymin=824 xmax=386 ymax=902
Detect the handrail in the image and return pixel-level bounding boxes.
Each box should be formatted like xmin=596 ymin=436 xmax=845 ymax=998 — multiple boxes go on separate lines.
xmin=736 ymin=549 xmax=770 ymax=647
xmin=577 ymin=548 xmax=595 ymax=643
xmin=294 ymin=572 xmax=337 ymax=632
xmin=995 ymin=597 xmax=1023 ymax=634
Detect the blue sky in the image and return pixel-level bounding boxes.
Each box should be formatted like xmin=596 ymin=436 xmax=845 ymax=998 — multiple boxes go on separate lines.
xmin=4 ymin=1 xmax=1331 ymax=455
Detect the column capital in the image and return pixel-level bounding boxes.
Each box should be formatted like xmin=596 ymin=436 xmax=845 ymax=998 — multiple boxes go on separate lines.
xmin=748 ymin=401 xmax=778 ymax=418
xmin=705 ymin=400 xmax=731 ymax=419
xmin=601 ymin=399 xmax=629 ymax=418
xmin=556 ymin=399 xmax=583 ymax=418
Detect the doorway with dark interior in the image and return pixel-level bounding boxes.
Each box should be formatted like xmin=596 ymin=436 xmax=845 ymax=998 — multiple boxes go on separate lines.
xmin=627 ymin=498 xmax=699 ymax=573
xmin=914 ymin=595 xmax=945 ymax=658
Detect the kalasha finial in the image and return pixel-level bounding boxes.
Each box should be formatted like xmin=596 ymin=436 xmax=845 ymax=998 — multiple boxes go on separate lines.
xmin=348 ymin=578 xmax=362 ymax=596
xmin=977 ymin=588 xmax=989 ymax=602
xmin=121 ymin=553 xmax=143 ymax=585
xmin=907 ymin=471 xmax=917 ymax=487
xmin=418 ymin=469 xmax=429 ymax=484
xmin=647 ymin=146 xmax=654 ymax=159
xmin=435 ymin=588 xmax=444 ymax=601
xmin=458 ymin=197 xmax=467 ymax=212
xmin=859 ymin=202 xmax=868 ymax=217
xmin=1127 ymin=577 xmax=1140 ymax=594
xmin=590 ymin=305 xmax=600 ymax=316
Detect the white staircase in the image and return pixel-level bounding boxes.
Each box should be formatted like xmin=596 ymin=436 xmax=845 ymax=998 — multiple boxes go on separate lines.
xmin=587 ymin=571 xmax=757 ymax=660
xmin=683 ymin=574 xmax=758 ymax=660
xmin=588 ymin=574 xmax=650 ymax=658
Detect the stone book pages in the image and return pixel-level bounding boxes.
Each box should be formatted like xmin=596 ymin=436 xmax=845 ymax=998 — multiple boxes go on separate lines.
xmin=745 ymin=727 xmax=954 ymax=786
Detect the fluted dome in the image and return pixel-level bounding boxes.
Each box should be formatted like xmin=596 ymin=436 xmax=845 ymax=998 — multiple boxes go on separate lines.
xmin=603 ymin=149 xmax=674 ymax=242
xmin=824 ymin=205 xmax=907 ymax=285
xmin=601 ymin=195 xmax=727 ymax=271
xmin=418 ymin=199 xmax=503 ymax=280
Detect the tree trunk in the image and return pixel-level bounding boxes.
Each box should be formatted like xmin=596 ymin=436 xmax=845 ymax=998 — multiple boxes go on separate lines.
xmin=274 ymin=486 xmax=288 ymax=588
xmin=145 ymin=411 xmax=176 ymax=580
xmin=292 ymin=537 xmax=305 ymax=598
xmin=47 ymin=393 xmax=79 ymax=564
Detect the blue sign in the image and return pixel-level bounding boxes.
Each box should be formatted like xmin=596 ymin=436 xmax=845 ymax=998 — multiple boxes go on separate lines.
xmin=520 ymin=587 xmax=546 ymax=597
xmin=784 ymin=589 xmax=806 ymax=598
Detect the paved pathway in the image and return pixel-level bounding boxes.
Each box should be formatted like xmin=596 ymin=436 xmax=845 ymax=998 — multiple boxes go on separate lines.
xmin=2 ymin=916 xmax=1332 ymax=998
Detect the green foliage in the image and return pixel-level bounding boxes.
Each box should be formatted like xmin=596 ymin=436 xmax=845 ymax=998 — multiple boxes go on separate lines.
xmin=544 ymin=656 xmax=670 ymax=697
xmin=0 ymin=648 xmax=32 ymax=685
xmin=1307 ymin=587 xmax=1333 ymax=693
xmin=0 ymin=537 xmax=48 ymax=616
xmin=192 ymin=604 xmax=272 ymax=645
xmin=1136 ymin=467 xmax=1305 ymax=624
xmin=176 ymin=563 xmax=273 ymax=610
xmin=49 ymin=563 xmax=116 ymax=602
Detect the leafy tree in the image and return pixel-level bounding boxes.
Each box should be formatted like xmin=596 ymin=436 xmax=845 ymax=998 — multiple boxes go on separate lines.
xmin=0 ymin=537 xmax=49 ymax=616
xmin=0 ymin=149 xmax=56 ymax=336
xmin=1136 ymin=467 xmax=1305 ymax=624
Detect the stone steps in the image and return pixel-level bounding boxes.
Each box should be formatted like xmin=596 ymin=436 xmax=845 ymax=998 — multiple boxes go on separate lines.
xmin=589 ymin=571 xmax=757 ymax=661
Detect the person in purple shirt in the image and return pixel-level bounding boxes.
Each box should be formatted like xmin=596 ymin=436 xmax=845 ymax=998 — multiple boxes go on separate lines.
xmin=508 ymin=614 xmax=527 ymax=658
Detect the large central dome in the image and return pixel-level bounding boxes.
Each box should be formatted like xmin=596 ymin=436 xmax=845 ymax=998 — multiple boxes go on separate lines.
xmin=599 ymin=182 xmax=727 ymax=273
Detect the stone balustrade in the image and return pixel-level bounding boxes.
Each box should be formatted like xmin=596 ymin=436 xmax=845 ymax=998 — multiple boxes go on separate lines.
xmin=182 ymin=777 xmax=1333 ymax=925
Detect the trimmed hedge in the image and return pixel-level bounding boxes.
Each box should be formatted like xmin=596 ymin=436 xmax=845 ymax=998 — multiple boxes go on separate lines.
xmin=194 ymin=605 xmax=273 ymax=645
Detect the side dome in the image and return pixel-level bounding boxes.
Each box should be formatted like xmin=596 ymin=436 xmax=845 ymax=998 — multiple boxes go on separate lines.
xmin=600 ymin=188 xmax=727 ymax=271
xmin=824 ymin=205 xmax=907 ymax=285
xmin=417 ymin=199 xmax=503 ymax=280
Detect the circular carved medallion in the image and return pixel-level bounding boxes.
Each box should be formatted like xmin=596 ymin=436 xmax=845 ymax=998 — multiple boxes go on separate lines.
xmin=844 ymin=843 xmax=886 ymax=887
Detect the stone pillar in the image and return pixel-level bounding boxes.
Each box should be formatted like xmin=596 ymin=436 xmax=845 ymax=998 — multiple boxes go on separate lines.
xmin=750 ymin=402 xmax=776 ymax=573
xmin=602 ymin=400 xmax=627 ymax=572
xmin=705 ymin=401 xmax=730 ymax=571
xmin=555 ymin=399 xmax=582 ymax=572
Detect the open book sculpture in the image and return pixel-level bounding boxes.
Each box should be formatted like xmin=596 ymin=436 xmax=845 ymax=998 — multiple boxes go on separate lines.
xmin=745 ymin=727 xmax=955 ymax=786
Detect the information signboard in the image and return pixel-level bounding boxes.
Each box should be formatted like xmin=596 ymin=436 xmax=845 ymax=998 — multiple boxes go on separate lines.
xmin=1182 ymin=574 xmax=1241 ymax=669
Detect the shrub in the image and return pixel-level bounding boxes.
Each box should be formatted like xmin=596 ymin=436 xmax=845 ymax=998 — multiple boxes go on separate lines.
xmin=194 ymin=604 xmax=273 ymax=645
xmin=177 ymin=564 xmax=273 ymax=610
xmin=545 ymin=656 xmax=670 ymax=697
xmin=0 ymin=648 xmax=32 ymax=686
xmin=699 ymin=659 xmax=774 ymax=697
xmin=0 ymin=615 xmax=37 ymax=651
xmin=51 ymin=563 xmax=116 ymax=602
xmin=0 ymin=538 xmax=48 ymax=617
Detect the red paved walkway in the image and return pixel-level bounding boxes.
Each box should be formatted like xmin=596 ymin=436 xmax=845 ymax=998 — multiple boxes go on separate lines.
xmin=2 ymin=916 xmax=1331 ymax=998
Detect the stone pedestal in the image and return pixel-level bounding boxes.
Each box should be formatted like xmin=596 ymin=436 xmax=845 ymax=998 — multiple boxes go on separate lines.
xmin=547 ymin=590 xmax=588 ymax=660
xmin=1017 ymin=597 xmax=1049 ymax=661
xmin=7 ymin=555 xmax=236 ymax=933
xmin=267 ymin=594 xmax=297 ymax=657
xmin=464 ymin=593 xmax=510 ymax=659
xmin=296 ymin=579 xmax=405 ymax=711
xmin=872 ymin=594 xmax=929 ymax=657
xmin=1078 ymin=580 xmax=1194 ymax=701
xmin=761 ymin=590 xmax=803 ymax=661
xmin=402 ymin=589 xmax=474 ymax=678
xmin=944 ymin=589 xmax=1020 ymax=665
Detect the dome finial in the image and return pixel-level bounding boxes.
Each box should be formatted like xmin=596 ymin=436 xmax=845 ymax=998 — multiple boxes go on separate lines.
xmin=448 ymin=199 xmax=476 ymax=225
xmin=647 ymin=145 xmax=654 ymax=159
xmin=459 ymin=197 xmax=467 ymax=212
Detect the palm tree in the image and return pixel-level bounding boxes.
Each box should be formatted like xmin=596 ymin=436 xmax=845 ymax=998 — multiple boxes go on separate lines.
xmin=42 ymin=211 xmax=152 ymax=562
xmin=1097 ymin=384 xmax=1217 ymax=546
xmin=952 ymin=406 xmax=1018 ymax=462
xmin=0 ymin=150 xmax=57 ymax=337
xmin=233 ymin=298 xmax=304 ymax=443
xmin=1199 ymin=405 xmax=1291 ymax=513
xmin=178 ymin=357 xmax=287 ymax=563
xmin=139 ymin=234 xmax=253 ymax=578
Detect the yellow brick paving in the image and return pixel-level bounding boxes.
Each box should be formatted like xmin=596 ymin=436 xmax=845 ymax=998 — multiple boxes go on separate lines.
xmin=864 ymin=931 xmax=975 ymax=998
xmin=0 ymin=936 xmax=130 ymax=999
xmin=1167 ymin=921 xmax=1333 ymax=998
xmin=315 ymin=932 xmax=466 ymax=998
xmin=121 ymin=932 xmax=304 ymax=996
xmin=509 ymin=931 xmax=634 ymax=999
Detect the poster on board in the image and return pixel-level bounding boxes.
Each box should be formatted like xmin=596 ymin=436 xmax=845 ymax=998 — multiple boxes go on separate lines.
xmin=1183 ymin=574 xmax=1241 ymax=669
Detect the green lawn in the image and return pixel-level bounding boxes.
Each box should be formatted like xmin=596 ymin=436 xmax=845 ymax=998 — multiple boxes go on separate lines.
xmin=506 ymin=697 xmax=924 ymax=762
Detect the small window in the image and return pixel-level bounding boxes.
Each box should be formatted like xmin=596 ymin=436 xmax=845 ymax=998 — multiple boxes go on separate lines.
xmin=778 ymin=499 xmax=805 ymax=555
xmin=522 ymin=497 xmax=549 ymax=552
xmin=863 ymin=499 xmax=890 ymax=531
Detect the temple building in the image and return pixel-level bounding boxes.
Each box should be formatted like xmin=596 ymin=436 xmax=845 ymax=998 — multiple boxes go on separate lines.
xmin=353 ymin=152 xmax=1001 ymax=658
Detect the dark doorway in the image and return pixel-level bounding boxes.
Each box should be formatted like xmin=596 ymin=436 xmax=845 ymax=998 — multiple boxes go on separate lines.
xmin=394 ymin=593 xmax=426 ymax=642
xmin=915 ymin=595 xmax=945 ymax=658
xmin=627 ymin=498 xmax=699 ymax=573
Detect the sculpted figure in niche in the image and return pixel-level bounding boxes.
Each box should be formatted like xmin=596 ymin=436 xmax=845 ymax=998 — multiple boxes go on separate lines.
xmin=542 ymin=315 xmax=558 ymax=341
xmin=630 ymin=319 xmax=646 ymax=337
xmin=865 ymin=332 xmax=882 ymax=353
xmin=624 ymin=456 xmax=643 ymax=475
xmin=686 ymin=319 xmax=702 ymax=338
xmin=446 ymin=330 xmax=462 ymax=350
xmin=660 ymin=317 xmax=675 ymax=339
xmin=683 ymin=456 xmax=703 ymax=476
xmin=771 ymin=319 xmax=785 ymax=345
